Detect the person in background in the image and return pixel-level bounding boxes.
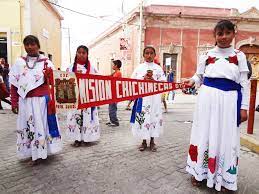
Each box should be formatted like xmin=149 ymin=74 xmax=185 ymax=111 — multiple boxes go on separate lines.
xmin=0 ymin=58 xmax=10 ymax=92
xmin=167 ymin=69 xmax=175 ymax=103
xmin=106 ymin=60 xmax=122 ymax=127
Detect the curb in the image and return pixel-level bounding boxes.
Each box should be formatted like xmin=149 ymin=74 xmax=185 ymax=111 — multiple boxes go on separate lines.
xmin=240 ymin=133 xmax=259 ymax=154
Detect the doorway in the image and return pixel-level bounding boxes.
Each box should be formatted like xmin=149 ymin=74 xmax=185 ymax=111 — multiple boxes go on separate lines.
xmin=0 ymin=37 xmax=7 ymax=62
xmin=163 ymin=53 xmax=177 ymax=79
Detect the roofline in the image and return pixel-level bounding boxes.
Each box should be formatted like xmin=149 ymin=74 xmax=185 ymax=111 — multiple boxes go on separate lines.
xmin=88 ymin=5 xmax=259 ymax=48
xmin=42 ymin=0 xmax=64 ymax=20
xmin=88 ymin=7 xmax=139 ymax=48
xmin=144 ymin=12 xmax=259 ymax=22
xmin=147 ymin=4 xmax=234 ymax=11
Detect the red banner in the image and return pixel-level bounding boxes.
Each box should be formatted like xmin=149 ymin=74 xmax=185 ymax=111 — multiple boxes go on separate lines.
xmin=53 ymin=71 xmax=186 ymax=110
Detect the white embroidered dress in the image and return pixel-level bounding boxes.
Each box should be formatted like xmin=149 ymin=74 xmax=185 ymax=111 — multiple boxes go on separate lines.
xmin=131 ymin=62 xmax=166 ymax=139
xmin=66 ymin=64 xmax=100 ymax=142
xmin=186 ymin=46 xmax=249 ymax=191
xmin=9 ymin=54 xmax=62 ymax=161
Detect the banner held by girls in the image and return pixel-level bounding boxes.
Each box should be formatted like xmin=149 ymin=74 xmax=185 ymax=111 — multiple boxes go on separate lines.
xmin=53 ymin=70 xmax=187 ymax=111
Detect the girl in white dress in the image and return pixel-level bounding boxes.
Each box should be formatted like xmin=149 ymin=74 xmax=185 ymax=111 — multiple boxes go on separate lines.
xmin=66 ymin=45 xmax=100 ymax=147
xmin=184 ymin=20 xmax=249 ymax=192
xmin=9 ymin=35 xmax=62 ymax=165
xmin=131 ymin=46 xmax=166 ymax=152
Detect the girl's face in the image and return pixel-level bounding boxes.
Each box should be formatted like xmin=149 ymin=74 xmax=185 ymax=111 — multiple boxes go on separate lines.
xmin=76 ymin=48 xmax=88 ymax=62
xmin=143 ymin=48 xmax=156 ymax=63
xmin=215 ymin=28 xmax=235 ymax=48
xmin=24 ymin=42 xmax=39 ymax=56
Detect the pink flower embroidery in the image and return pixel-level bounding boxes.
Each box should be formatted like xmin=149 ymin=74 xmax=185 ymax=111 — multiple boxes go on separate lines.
xmin=13 ymin=75 xmax=20 ymax=82
xmin=145 ymin=123 xmax=150 ymax=130
xmin=34 ymin=75 xmax=41 ymax=82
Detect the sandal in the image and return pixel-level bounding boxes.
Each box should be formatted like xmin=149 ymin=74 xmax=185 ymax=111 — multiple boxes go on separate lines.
xmin=72 ymin=140 xmax=81 ymax=147
xmin=191 ymin=176 xmax=202 ymax=187
xmin=138 ymin=142 xmax=147 ymax=151
xmin=221 ymin=187 xmax=230 ymax=192
xmin=28 ymin=159 xmax=41 ymax=166
xmin=150 ymin=142 xmax=157 ymax=152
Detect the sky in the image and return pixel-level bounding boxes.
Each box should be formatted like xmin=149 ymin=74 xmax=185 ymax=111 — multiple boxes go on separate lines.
xmin=55 ymin=0 xmax=259 ymax=67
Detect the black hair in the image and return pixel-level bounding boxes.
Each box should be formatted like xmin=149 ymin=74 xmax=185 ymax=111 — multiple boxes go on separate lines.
xmin=213 ymin=20 xmax=236 ymax=36
xmin=143 ymin=46 xmax=156 ymax=56
xmin=72 ymin=45 xmax=89 ymax=72
xmin=23 ymin=35 xmax=40 ymax=48
xmin=112 ymin=60 xmax=122 ymax=69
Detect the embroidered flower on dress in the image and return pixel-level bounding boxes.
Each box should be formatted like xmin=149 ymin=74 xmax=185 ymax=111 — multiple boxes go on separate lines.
xmin=206 ymin=56 xmax=218 ymax=65
xmin=34 ymin=140 xmax=40 ymax=148
xmin=145 ymin=123 xmax=150 ymax=130
xmin=34 ymin=75 xmax=41 ymax=82
xmin=226 ymin=166 xmax=237 ymax=175
xmin=20 ymin=84 xmax=28 ymax=92
xmin=22 ymin=68 xmax=28 ymax=76
xmin=226 ymin=55 xmax=238 ymax=65
xmin=208 ymin=157 xmax=216 ymax=174
xmin=26 ymin=141 xmax=31 ymax=149
xmin=68 ymin=124 xmax=76 ymax=132
xmin=189 ymin=144 xmax=198 ymax=162
xmin=13 ymin=74 xmax=20 ymax=82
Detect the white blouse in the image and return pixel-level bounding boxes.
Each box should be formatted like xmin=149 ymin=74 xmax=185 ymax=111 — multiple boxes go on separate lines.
xmin=192 ymin=46 xmax=249 ymax=110
xmin=131 ymin=61 xmax=166 ymax=81
xmin=67 ymin=63 xmax=98 ymax=75
xmin=9 ymin=54 xmax=54 ymax=98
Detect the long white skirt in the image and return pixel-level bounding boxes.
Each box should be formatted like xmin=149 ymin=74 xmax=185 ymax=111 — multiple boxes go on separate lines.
xmin=66 ymin=108 xmax=100 ymax=142
xmin=186 ymin=85 xmax=240 ymax=191
xmin=17 ymin=97 xmax=62 ymax=161
xmin=131 ymin=94 xmax=163 ymax=140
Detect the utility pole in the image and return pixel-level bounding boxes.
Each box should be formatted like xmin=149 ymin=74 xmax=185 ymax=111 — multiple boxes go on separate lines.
xmin=67 ymin=27 xmax=72 ymax=64
xmin=62 ymin=27 xmax=72 ymax=64
xmin=138 ymin=0 xmax=144 ymax=64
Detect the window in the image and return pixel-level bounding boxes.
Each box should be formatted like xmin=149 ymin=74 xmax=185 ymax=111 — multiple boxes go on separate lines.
xmin=48 ymin=54 xmax=53 ymax=61
xmin=39 ymin=51 xmax=45 ymax=55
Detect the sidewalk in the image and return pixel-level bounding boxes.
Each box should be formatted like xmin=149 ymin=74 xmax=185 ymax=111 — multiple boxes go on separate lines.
xmin=240 ymin=115 xmax=259 ymax=154
xmin=0 ymin=93 xmax=258 ymax=193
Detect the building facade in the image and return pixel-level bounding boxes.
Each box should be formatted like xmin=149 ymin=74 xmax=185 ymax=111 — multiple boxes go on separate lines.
xmin=89 ymin=5 xmax=259 ymax=81
xmin=0 ymin=0 xmax=63 ymax=68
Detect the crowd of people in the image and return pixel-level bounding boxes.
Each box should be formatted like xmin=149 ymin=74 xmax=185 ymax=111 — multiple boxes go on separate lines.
xmin=0 ymin=57 xmax=11 ymax=109
xmin=0 ymin=19 xmax=252 ymax=192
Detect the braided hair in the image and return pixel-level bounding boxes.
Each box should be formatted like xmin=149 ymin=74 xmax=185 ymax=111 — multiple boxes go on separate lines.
xmin=72 ymin=45 xmax=89 ymax=72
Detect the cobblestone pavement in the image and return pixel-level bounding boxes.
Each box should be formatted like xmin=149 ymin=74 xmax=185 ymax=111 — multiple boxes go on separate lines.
xmin=0 ymin=94 xmax=258 ymax=194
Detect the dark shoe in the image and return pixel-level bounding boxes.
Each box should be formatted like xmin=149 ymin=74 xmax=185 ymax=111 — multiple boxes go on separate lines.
xmin=150 ymin=142 xmax=157 ymax=152
xmin=106 ymin=122 xmax=112 ymax=125
xmin=139 ymin=142 xmax=147 ymax=151
xmin=108 ymin=122 xmax=119 ymax=127
xmin=191 ymin=176 xmax=202 ymax=187
xmin=72 ymin=140 xmax=81 ymax=147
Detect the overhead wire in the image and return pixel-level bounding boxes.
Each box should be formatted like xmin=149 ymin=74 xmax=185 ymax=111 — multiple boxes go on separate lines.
xmin=44 ymin=0 xmax=140 ymax=27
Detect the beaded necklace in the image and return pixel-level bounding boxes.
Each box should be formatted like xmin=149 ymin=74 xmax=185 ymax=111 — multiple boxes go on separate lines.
xmin=25 ymin=55 xmax=40 ymax=69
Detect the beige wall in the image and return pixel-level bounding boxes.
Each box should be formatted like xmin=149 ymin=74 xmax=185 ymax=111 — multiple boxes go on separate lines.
xmin=0 ymin=0 xmax=62 ymax=67
xmin=89 ymin=22 xmax=139 ymax=78
xmin=30 ymin=0 xmax=62 ymax=68
xmin=0 ymin=0 xmax=22 ymax=64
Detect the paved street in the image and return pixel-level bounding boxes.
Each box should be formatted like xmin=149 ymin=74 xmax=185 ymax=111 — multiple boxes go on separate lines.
xmin=0 ymin=94 xmax=258 ymax=194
